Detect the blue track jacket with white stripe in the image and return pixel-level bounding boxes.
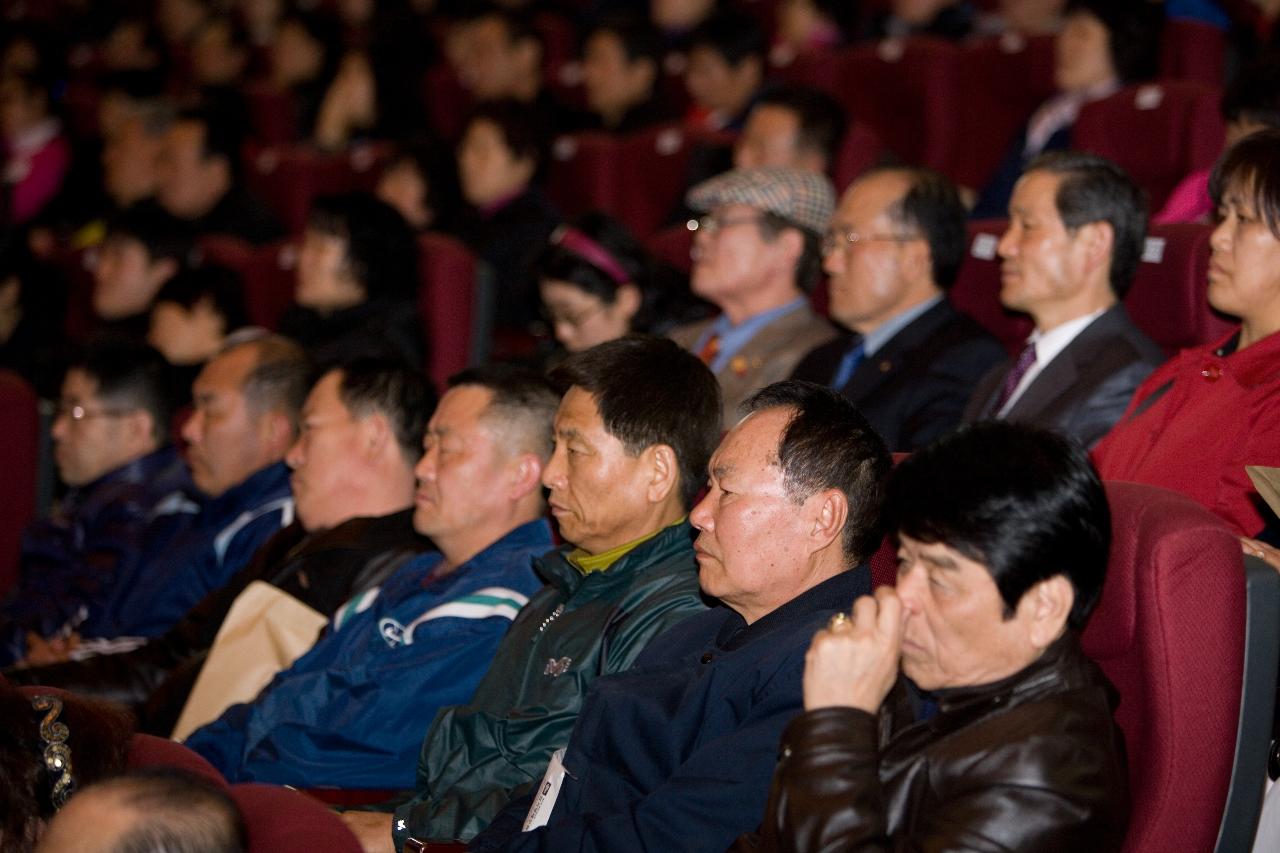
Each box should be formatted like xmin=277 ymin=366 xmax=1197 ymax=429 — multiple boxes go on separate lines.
xmin=183 ymin=518 xmax=551 ymax=789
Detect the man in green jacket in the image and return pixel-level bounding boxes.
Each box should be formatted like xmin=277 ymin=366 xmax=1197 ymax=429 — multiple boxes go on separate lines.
xmin=342 ymin=336 xmax=722 ymax=852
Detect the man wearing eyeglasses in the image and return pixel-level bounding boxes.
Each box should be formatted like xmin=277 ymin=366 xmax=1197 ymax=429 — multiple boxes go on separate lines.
xmin=671 ymin=166 xmax=838 ymax=427
xmin=0 ymin=340 xmax=195 ymax=666
xmin=792 ymin=167 xmax=1004 ymax=451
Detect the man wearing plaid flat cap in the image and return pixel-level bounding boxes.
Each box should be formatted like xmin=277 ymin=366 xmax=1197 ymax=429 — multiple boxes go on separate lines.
xmin=670 ymin=166 xmax=838 ymax=427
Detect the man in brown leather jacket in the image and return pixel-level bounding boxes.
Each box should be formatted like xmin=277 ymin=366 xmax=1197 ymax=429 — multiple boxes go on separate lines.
xmin=740 ymin=421 xmax=1129 ymax=852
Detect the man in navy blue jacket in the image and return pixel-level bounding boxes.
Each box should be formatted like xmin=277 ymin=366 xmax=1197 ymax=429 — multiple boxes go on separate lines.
xmin=469 ymin=380 xmax=892 ymax=852
xmin=184 ymin=366 xmax=561 ymax=788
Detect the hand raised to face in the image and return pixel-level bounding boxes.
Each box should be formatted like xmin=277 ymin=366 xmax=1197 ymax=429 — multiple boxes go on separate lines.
xmin=802 ymin=586 xmax=904 ymax=713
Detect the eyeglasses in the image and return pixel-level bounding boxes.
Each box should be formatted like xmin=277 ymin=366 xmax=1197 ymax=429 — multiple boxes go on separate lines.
xmin=821 ymin=229 xmax=920 ymax=256
xmin=56 ymin=404 xmax=133 ymax=423
xmin=686 ymin=214 xmax=765 ymax=237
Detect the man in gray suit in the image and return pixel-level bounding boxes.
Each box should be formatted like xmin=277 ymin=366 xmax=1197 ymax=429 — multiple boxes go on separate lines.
xmin=963 ymin=151 xmax=1165 ymax=447
xmin=670 ymin=167 xmax=837 ymax=427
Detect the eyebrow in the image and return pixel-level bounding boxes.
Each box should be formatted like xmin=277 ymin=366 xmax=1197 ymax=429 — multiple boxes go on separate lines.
xmin=920 ymin=551 xmax=959 ymax=571
xmin=709 ymin=462 xmax=733 ymax=480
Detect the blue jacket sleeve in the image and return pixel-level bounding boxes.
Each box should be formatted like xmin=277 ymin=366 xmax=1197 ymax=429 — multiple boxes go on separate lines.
xmin=185 ymin=612 xmax=520 ymax=790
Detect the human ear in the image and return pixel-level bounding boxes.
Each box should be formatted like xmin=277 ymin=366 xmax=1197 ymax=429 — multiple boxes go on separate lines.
xmin=508 ymin=452 xmax=544 ymax=502
xmin=1023 ymin=575 xmax=1074 ymax=648
xmin=807 ymin=488 xmax=848 ymax=555
xmin=644 ymin=444 xmax=679 ymax=505
xmin=614 ymin=283 xmax=642 ymax=323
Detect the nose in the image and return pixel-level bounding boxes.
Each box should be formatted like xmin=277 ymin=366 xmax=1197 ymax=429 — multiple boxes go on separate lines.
xmin=689 ymin=489 xmax=714 ymax=532
xmin=51 ymin=409 xmax=69 ymax=441
xmin=996 ymin=224 xmax=1018 ymax=259
xmin=822 ymin=240 xmax=845 ymax=276
xmin=180 ymin=409 xmax=202 ymax=446
xmin=1209 ymin=214 xmax=1232 ymax=254
xmin=414 ymin=443 xmax=437 ymax=484
xmin=894 ymin=563 xmax=926 ymax=612
xmin=541 ymin=443 xmax=567 ymax=491
xmin=285 ymin=435 xmax=305 ymax=470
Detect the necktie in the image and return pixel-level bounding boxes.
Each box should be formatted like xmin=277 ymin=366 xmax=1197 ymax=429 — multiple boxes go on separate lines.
xmin=698 ymin=333 xmax=721 ymax=366
xmin=831 ymin=341 xmax=866 ymax=391
xmin=994 ymin=341 xmax=1037 ymax=413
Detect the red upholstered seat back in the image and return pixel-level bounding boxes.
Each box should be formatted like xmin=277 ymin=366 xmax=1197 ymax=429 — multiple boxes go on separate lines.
xmin=1160 ymin=19 xmax=1227 ymax=87
xmin=127 ymin=733 xmax=230 ymax=790
xmin=1073 ymin=82 xmax=1224 ymax=213
xmin=1083 ymin=482 xmax=1244 ymax=853
xmin=949 ymin=219 xmax=1033 ymax=355
xmin=417 ymin=232 xmax=478 ymax=390
xmin=197 ymin=236 xmax=298 ymax=331
xmin=0 ymin=371 xmax=39 ymax=598
xmin=242 ymin=142 xmax=391 ymax=233
xmin=1127 ymin=222 xmax=1236 ymax=354
xmin=231 ymin=783 xmax=362 ymax=852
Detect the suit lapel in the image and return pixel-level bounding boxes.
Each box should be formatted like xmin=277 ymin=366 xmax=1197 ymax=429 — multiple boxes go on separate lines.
xmin=843 ymin=302 xmax=950 ymax=402
xmin=1004 ymin=307 xmax=1124 ymax=420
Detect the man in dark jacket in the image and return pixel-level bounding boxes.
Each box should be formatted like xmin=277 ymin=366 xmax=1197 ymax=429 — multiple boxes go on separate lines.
xmin=468 ymin=380 xmax=891 ymax=852
xmin=792 ymin=167 xmax=1005 ymax=451
xmin=341 ymin=336 xmax=720 ymax=852
xmin=0 ymin=340 xmax=194 ymax=666
xmin=7 ymin=360 xmax=435 ymax=736
xmin=740 ymin=422 xmax=1128 ymax=852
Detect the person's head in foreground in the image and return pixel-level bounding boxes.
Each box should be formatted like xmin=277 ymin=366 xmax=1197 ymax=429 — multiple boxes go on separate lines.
xmin=36 ymin=769 xmax=246 ymax=853
xmin=287 ymin=359 xmax=433 ymax=533
xmin=0 ymin=683 xmax=133 ymax=853
xmin=692 ymin=380 xmax=890 ymax=623
xmin=1208 ymin=127 xmax=1280 ymax=350
xmin=545 ymin=335 xmax=721 ymax=555
xmin=181 ymin=330 xmax=310 ymax=498
xmin=52 ymin=340 xmax=174 ymax=488
xmin=413 ymin=364 xmax=559 ymax=564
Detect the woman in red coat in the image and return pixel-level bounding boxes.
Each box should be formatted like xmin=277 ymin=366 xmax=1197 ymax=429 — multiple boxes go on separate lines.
xmin=1093 ymin=128 xmax=1280 ymax=536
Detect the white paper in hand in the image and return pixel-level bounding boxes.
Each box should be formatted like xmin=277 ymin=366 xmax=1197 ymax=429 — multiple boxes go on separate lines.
xmin=523 ymin=748 xmax=568 ymax=832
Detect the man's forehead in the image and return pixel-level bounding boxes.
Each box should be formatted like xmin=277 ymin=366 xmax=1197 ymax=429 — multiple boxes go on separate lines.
xmin=195 ymin=346 xmax=256 ymax=395
xmin=1012 ymin=170 xmax=1062 ymax=212
xmin=432 ymin=384 xmax=493 ymax=433
xmin=841 ymin=171 xmax=910 ymax=221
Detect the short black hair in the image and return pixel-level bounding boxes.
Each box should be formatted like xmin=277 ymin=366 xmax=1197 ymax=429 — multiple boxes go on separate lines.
xmin=67 ymin=339 xmax=175 ymax=443
xmin=153 ymin=265 xmax=248 ymax=334
xmin=743 ymin=381 xmax=890 ymax=564
xmin=1025 ymin=150 xmax=1147 ymax=298
xmin=306 ymin=192 xmax=419 ymax=301
xmin=549 ymin=335 xmax=721 ymax=509
xmin=1211 ymin=127 xmax=1280 ymax=239
xmin=331 ymin=359 xmax=436 ymax=465
xmin=878 ymin=167 xmax=967 ymax=289
xmin=92 ymin=769 xmax=247 ymax=853
xmin=534 ymin=212 xmax=649 ymax=303
xmin=1222 ymin=55 xmax=1280 ymax=130
xmin=105 ymin=205 xmax=195 ymax=266
xmin=757 ymin=211 xmax=824 ymax=294
xmin=753 ymin=86 xmax=847 ymax=170
xmin=588 ymin=16 xmax=663 ymax=67
xmin=174 ymin=106 xmax=243 ymax=174
xmin=1064 ymin=0 xmax=1162 ymax=85
xmin=448 ymin=363 xmax=560 ymax=459
xmin=688 ymin=11 xmax=766 ymax=67
xmin=885 ymin=421 xmax=1111 ymax=630
xmin=463 ymin=98 xmax=547 ymax=172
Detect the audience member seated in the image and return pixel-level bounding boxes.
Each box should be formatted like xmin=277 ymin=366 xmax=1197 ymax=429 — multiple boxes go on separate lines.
xmin=733 ymin=85 xmax=846 ymax=176
xmin=44 ymin=332 xmax=305 ymax=644
xmin=1155 ymin=55 xmax=1280 ymax=225
xmin=313 ymin=47 xmax=427 ymax=151
xmin=684 ymin=13 xmax=768 ymax=133
xmin=185 ymin=366 xmax=557 ymax=788
xmin=8 ymin=359 xmax=432 ymax=736
xmin=1 ymin=65 xmax=70 ymax=227
xmin=447 ymin=5 xmax=575 ymax=134
xmin=147 ymin=265 xmax=248 ymax=398
xmin=454 ymin=100 xmax=561 ymax=336
xmin=1094 ymin=129 xmax=1280 ymax=536
xmin=770 ymin=0 xmax=849 ymax=65
xmin=98 ymin=86 xmax=173 ymax=226
xmin=792 ymin=168 xmax=1004 ymax=451
xmin=1 ymin=681 xmax=134 ymax=853
xmin=470 ymin=380 xmax=891 ymax=852
xmin=971 ymin=0 xmax=1161 ymax=219
xmin=155 ymin=106 xmax=284 ymax=245
xmin=278 ymin=193 xmax=425 ymax=370
xmin=576 ymin=17 xmax=675 ymax=134
xmin=670 ymin=166 xmax=837 ymax=426
xmin=536 ymin=212 xmax=704 ymax=353
xmin=91 ymin=204 xmax=194 ymax=340
xmin=268 ymin=8 xmax=343 ymax=141
xmin=0 ymin=234 xmax=68 ymax=397
xmin=0 ymin=341 xmax=193 ymax=667
xmin=37 ymin=769 xmax=247 ymax=853
xmin=738 ymin=421 xmax=1128 ymax=851
xmin=964 ymin=152 xmax=1164 ymax=447
xmin=187 ymin=14 xmax=253 ymax=145
xmin=973 ymin=0 xmax=1067 ymax=36
xmin=861 ymin=0 xmax=976 ymax=41
xmin=650 ymin=0 xmax=716 ymax=48
xmin=340 ymin=336 xmax=717 ymax=851
xmin=374 ymin=139 xmax=461 ymax=233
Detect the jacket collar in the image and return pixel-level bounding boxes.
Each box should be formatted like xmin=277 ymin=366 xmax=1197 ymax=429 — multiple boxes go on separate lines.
xmin=201 ymin=461 xmax=292 ymax=522
xmin=714 ymin=564 xmax=871 ymax=651
xmin=536 ymin=519 xmax=696 ymax=594
xmin=922 ymin=632 xmax=1099 ymax=716
xmin=73 ymin=444 xmax=184 ymax=494
xmin=1193 ymin=326 xmax=1280 ymax=388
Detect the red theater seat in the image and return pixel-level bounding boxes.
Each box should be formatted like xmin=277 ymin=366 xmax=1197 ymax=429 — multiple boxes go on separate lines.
xmin=244 ymin=82 xmax=299 ymax=145
xmin=198 ymin=236 xmax=298 ymax=330
xmin=1072 ymin=82 xmax=1224 ymax=213
xmin=832 ymin=120 xmax=887 ymax=192
xmin=242 ymin=142 xmax=391 ymax=234
xmin=418 ymin=232 xmax=479 ymax=390
xmin=951 ymin=33 xmax=1057 ymax=190
xmin=1160 ymin=18 xmax=1227 ymax=87
xmin=232 ymin=783 xmax=362 ymax=852
xmin=645 ymin=223 xmax=694 ymax=275
xmin=128 ymin=733 xmax=230 ymax=789
xmin=0 ymin=371 xmax=38 ymax=598
xmin=949 ymin=219 xmax=1032 ymax=355
xmin=1127 ymin=222 xmax=1236 ymax=354
xmin=545 ymin=132 xmax=619 ymax=222
xmin=1086 ymin=482 xmax=1275 ymax=852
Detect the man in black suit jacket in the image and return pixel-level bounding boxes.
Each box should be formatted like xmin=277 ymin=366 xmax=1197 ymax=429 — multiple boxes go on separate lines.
xmin=962 ymin=151 xmax=1165 ymax=447
xmin=792 ymin=168 xmax=1004 ymax=451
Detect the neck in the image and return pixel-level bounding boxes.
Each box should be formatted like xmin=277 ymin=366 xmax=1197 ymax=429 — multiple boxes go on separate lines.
xmin=583 ymin=501 xmax=683 ymax=557
xmin=438 ymin=502 xmax=542 ymax=567
xmin=1032 ymin=290 xmax=1113 ymax=334
xmin=847 ymin=283 xmax=939 ymax=336
xmin=719 ymin=282 xmax=802 ymax=326
xmin=1240 ymin=315 xmax=1280 ymax=350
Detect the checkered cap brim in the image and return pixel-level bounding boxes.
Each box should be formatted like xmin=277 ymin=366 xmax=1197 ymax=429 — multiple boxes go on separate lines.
xmin=686 ymin=167 xmax=835 ymax=234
